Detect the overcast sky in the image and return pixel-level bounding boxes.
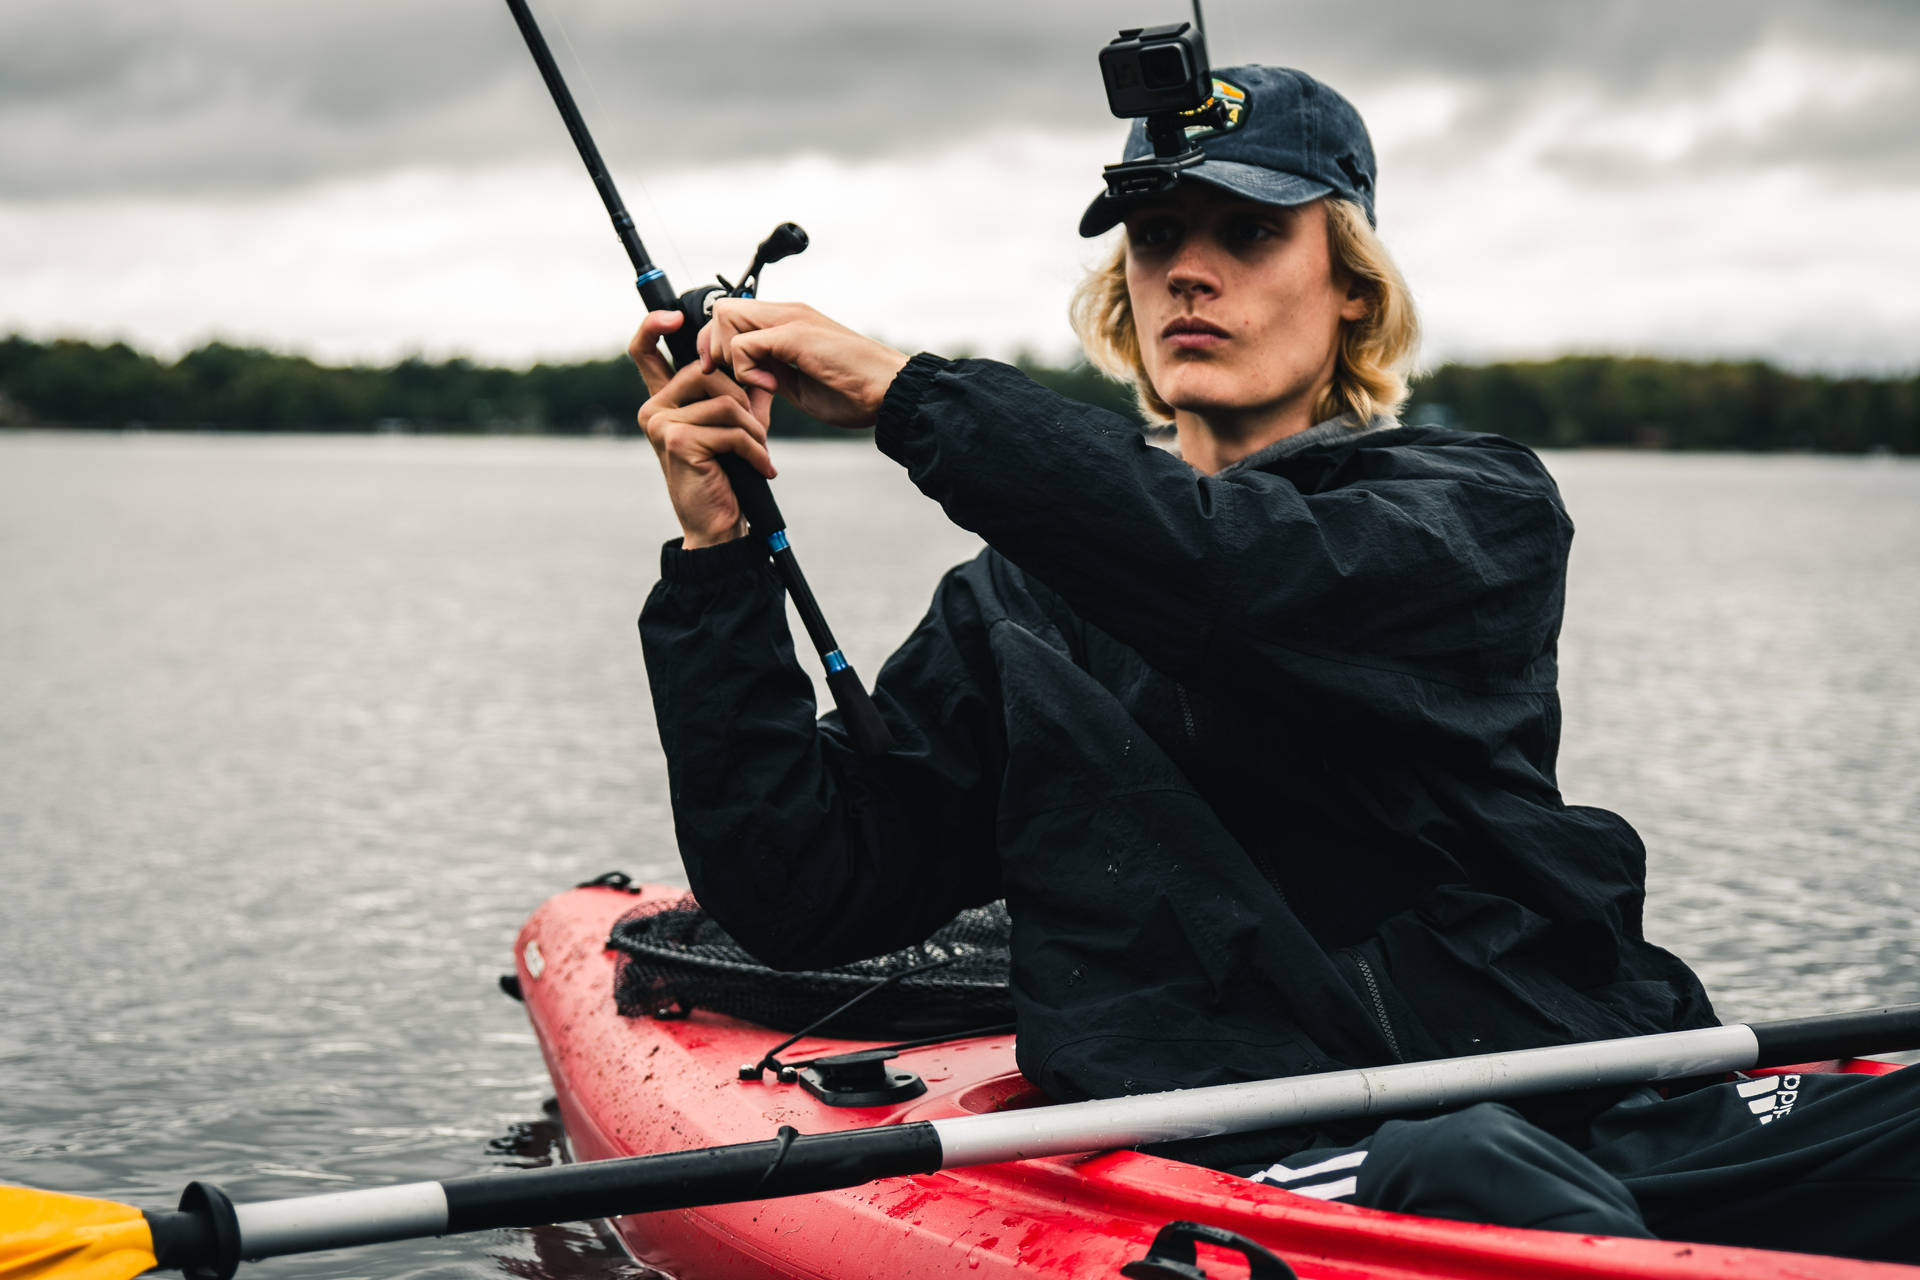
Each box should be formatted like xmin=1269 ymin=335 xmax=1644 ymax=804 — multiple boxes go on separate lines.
xmin=3 ymin=0 xmax=1916 ymax=372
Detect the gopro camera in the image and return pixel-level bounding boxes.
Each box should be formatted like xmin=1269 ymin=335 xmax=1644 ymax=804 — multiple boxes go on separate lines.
xmin=1097 ymin=15 xmax=1227 ymax=197
xmin=1100 ymin=23 xmax=1211 ymax=120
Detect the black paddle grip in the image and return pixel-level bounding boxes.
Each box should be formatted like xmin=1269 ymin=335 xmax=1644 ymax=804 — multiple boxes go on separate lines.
xmin=440 ymin=1124 xmax=942 ymax=1229
xmin=1752 ymin=1003 xmax=1920 ymax=1066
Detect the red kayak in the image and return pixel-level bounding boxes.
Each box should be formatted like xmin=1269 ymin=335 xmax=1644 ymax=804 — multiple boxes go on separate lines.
xmin=514 ymin=883 xmax=1914 ymax=1279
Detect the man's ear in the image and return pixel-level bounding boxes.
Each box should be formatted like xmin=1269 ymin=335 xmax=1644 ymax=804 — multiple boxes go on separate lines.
xmin=1340 ymin=281 xmax=1372 ymax=323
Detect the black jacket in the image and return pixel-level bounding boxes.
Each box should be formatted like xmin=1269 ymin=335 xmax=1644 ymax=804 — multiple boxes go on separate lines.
xmin=639 ymin=354 xmax=1717 ymax=1104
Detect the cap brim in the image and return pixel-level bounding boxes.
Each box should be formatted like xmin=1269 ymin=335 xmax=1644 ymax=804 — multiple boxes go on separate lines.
xmin=1077 ymin=162 xmax=1335 ymax=237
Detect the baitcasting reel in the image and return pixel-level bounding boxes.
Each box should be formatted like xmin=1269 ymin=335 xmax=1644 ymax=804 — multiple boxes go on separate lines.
xmin=673 ymin=221 xmax=811 ymax=346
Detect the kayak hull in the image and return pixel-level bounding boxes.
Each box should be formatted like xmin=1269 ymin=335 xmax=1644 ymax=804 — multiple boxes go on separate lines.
xmin=515 ymin=884 xmax=1914 ymax=1279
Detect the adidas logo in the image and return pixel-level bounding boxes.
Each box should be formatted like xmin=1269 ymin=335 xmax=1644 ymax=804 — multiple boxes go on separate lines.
xmin=1252 ymin=1148 xmax=1368 ymax=1201
xmin=1735 ymin=1073 xmax=1801 ymax=1125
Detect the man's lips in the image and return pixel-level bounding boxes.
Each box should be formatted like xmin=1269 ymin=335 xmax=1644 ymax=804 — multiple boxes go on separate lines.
xmin=1161 ymin=317 xmax=1230 ymax=349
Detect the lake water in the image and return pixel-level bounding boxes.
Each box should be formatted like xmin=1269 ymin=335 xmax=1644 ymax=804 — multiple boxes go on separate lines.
xmin=1 ymin=432 xmax=1915 ymax=1279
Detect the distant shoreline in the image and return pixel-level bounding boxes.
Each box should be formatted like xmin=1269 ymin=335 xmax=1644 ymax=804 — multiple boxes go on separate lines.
xmin=3 ymin=334 xmax=1913 ymax=454
xmin=6 ymin=428 xmax=1911 ymax=466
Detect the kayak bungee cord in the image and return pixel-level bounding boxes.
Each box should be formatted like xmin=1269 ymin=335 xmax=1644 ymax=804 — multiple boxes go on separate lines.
xmin=735 ymin=954 xmax=960 ymax=1082
xmin=10 ymin=1004 xmax=1916 ymax=1279
xmin=500 ymin=0 xmax=893 ymax=756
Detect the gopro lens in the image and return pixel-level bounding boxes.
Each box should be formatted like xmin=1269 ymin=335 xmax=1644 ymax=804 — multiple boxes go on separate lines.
xmin=1140 ymin=44 xmax=1190 ymax=90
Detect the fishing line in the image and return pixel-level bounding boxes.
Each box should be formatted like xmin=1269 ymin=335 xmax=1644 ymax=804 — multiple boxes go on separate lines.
xmin=547 ymin=1 xmax=692 ymax=289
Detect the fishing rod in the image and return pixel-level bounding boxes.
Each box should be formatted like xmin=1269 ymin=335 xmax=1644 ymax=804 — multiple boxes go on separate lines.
xmin=501 ymin=0 xmax=892 ymax=757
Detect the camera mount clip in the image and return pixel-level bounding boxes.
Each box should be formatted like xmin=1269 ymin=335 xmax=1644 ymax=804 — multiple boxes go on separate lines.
xmin=1101 ymin=94 xmax=1231 ymax=198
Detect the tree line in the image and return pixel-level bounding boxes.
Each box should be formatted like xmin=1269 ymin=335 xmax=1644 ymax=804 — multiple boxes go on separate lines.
xmin=1 ymin=333 xmax=1912 ymax=453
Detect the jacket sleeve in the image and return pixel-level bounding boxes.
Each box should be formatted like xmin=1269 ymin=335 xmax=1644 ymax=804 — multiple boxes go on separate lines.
xmin=639 ymin=534 xmax=1007 ymax=970
xmin=874 ymin=354 xmax=1571 ymax=696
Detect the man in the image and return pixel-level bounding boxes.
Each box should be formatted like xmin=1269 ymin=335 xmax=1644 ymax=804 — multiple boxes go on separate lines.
xmin=627 ymin=65 xmax=1919 ymax=1262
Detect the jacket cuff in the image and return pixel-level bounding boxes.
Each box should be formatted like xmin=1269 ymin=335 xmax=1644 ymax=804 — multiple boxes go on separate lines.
xmin=874 ymin=352 xmax=953 ymax=463
xmin=658 ymin=534 xmax=768 ymax=583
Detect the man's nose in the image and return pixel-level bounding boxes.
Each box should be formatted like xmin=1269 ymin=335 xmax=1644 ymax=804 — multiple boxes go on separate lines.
xmin=1166 ymin=240 xmax=1219 ymax=296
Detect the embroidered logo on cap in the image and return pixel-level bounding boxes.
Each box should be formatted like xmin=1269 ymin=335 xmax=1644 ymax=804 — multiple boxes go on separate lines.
xmin=1181 ymin=76 xmax=1249 ymax=142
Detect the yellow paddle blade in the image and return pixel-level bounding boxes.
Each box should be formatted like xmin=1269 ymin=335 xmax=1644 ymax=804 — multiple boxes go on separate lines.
xmin=0 ymin=1187 xmax=156 ymax=1280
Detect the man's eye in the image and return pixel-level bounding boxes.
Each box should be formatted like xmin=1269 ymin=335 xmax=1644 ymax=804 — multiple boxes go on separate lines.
xmin=1132 ymin=220 xmax=1180 ymax=248
xmin=1230 ymin=218 xmax=1278 ymax=243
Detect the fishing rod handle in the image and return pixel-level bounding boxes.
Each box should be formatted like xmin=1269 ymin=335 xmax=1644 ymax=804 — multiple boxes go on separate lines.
xmin=652 ymin=285 xmax=786 ymax=538
xmin=648 ymin=280 xmax=786 ymax=536
xmin=650 ymin=281 xmax=895 ymax=757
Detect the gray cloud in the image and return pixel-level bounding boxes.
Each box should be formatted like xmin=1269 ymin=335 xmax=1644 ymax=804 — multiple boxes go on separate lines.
xmin=2 ymin=0 xmax=1916 ymax=198
xmin=1688 ymin=79 xmax=1920 ymax=185
xmin=1535 ymin=65 xmax=1920 ymax=190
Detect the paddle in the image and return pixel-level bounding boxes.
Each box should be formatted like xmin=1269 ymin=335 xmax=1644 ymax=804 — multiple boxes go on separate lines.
xmin=8 ymin=1004 xmax=1917 ymax=1280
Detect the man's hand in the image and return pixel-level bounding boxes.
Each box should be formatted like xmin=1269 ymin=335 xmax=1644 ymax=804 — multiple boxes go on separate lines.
xmin=697 ymin=299 xmax=911 ymax=430
xmin=629 ymin=309 xmax=775 ymax=549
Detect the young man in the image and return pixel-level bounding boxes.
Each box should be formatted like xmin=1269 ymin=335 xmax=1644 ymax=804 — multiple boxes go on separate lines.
xmin=629 ymin=66 xmax=1919 ymax=1262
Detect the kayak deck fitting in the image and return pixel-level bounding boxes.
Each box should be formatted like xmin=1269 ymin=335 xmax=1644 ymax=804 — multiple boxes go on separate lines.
xmin=514 ymin=883 xmax=1915 ymax=1280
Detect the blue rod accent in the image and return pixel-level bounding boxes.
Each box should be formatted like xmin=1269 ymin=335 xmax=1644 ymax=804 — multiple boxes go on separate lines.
xmin=635 ymin=268 xmax=664 ymax=288
xmin=823 ymin=649 xmax=849 ymax=674
xmin=767 ymin=529 xmax=791 ymax=553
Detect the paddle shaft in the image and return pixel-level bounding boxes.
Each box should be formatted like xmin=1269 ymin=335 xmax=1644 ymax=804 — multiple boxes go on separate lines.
xmin=144 ymin=1005 xmax=1920 ymax=1273
xmin=501 ymin=0 xmax=892 ymax=756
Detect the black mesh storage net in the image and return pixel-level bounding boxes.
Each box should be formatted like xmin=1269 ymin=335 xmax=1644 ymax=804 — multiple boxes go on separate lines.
xmin=609 ymin=894 xmax=1013 ymax=1040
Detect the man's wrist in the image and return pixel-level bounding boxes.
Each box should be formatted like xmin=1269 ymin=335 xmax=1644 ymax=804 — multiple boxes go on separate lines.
xmin=682 ymin=522 xmax=746 ymax=550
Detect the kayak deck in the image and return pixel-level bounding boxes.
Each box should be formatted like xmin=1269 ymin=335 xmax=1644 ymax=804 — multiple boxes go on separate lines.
xmin=514 ymin=884 xmax=1915 ymax=1279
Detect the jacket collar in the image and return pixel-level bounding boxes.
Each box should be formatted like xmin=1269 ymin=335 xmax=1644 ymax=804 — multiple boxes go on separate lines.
xmin=1214 ymin=413 xmax=1400 ymax=477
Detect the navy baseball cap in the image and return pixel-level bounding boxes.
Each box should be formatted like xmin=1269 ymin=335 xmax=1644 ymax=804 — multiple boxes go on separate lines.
xmin=1078 ymin=65 xmax=1378 ymax=237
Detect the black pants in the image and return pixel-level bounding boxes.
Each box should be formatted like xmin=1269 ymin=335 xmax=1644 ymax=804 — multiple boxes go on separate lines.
xmin=1235 ymin=1068 xmax=1920 ymax=1265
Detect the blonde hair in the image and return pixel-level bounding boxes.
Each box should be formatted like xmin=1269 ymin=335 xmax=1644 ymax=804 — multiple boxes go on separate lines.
xmin=1068 ymin=198 xmax=1420 ymax=426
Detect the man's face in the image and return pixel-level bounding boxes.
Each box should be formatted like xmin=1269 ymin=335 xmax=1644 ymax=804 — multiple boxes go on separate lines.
xmin=1123 ymin=187 xmax=1367 ymax=427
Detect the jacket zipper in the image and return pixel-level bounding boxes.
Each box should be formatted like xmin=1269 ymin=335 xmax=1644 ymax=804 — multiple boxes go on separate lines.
xmin=1175 ymin=678 xmax=1400 ymax=1062
xmin=1351 ymin=952 xmax=1404 ymax=1062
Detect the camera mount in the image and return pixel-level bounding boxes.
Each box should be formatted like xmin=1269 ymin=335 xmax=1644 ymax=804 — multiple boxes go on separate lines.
xmin=1097 ymin=4 xmax=1227 ymax=199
